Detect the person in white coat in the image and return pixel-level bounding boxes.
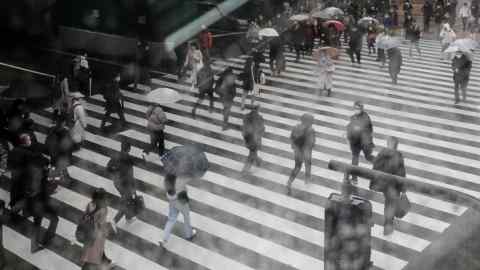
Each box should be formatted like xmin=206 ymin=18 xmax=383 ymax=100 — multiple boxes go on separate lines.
xmin=69 ymin=92 xmax=87 ymax=150
xmin=184 ymin=42 xmax=204 ymax=91
xmin=439 ymin=22 xmax=456 ymax=60
xmin=315 ymin=49 xmax=335 ymax=97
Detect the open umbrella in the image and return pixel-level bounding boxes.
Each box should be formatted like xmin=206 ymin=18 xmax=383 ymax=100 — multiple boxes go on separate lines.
xmin=259 ymin=28 xmax=279 ymax=37
xmin=444 ymin=45 xmax=474 ymax=60
xmin=289 ymin=14 xmax=310 ymax=22
xmin=311 ymin=7 xmax=344 ymax=19
xmin=146 ymin=87 xmax=182 ymax=105
xmin=323 ymin=20 xmax=345 ymax=31
xmin=161 ymin=145 xmax=209 ymax=179
xmin=358 ymin=17 xmax=379 ymax=27
xmin=376 ymin=36 xmax=402 ymax=49
xmin=451 ymin=38 xmax=478 ymax=51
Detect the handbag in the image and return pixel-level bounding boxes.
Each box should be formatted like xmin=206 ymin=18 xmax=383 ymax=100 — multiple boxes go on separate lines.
xmin=75 ymin=206 xmax=101 ymax=245
xmin=395 ymin=192 xmax=411 ymax=218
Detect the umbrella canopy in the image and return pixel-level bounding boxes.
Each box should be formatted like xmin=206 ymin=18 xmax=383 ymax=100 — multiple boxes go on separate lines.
xmin=451 ymin=38 xmax=478 ymax=51
xmin=376 ymin=36 xmax=402 ymax=49
xmin=444 ymin=45 xmax=474 ymax=60
xmin=323 ymin=20 xmax=345 ymax=31
xmin=311 ymin=7 xmax=344 ymax=19
xmin=259 ymin=28 xmax=279 ymax=37
xmin=161 ymin=145 xmax=209 ymax=179
xmin=358 ymin=17 xmax=379 ymax=27
xmin=146 ymin=88 xmax=182 ymax=105
xmin=1 ymin=79 xmax=52 ymax=99
xmin=289 ymin=14 xmax=310 ymax=22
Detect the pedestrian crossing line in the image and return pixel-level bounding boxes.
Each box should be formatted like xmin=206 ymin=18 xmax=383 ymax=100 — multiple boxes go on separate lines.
xmin=31 ymin=111 xmax=432 ymax=258
xmin=144 ymin=79 xmax=480 ymax=192
xmin=0 ymin=188 xmax=167 ymax=270
xmin=99 ymin=92 xmax=469 ymax=218
xmin=113 ymin=87 xmax=471 ymax=216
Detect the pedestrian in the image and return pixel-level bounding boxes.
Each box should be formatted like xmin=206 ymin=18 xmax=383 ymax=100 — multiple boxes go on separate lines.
xmin=347 ymin=26 xmax=363 ymax=66
xmin=376 ymin=30 xmax=388 ymax=67
xmin=45 ymin=114 xmax=73 ymax=182
xmin=292 ymin=22 xmax=306 ymax=62
xmin=69 ymin=92 xmax=88 ymax=150
xmin=370 ymin=136 xmax=406 ymax=235
xmin=315 ymin=49 xmax=335 ymax=96
xmin=403 ymin=13 xmax=414 ymax=39
xmin=214 ymin=67 xmax=237 ymax=131
xmin=143 ymin=104 xmax=167 ymax=158
xmin=100 ymin=74 xmax=126 ymax=129
xmin=383 ymin=13 xmax=393 ymax=33
xmin=403 ymin=0 xmax=413 ymax=17
xmin=198 ymin=25 xmax=213 ymax=61
xmin=434 ymin=4 xmax=445 ymax=38
xmin=440 ymin=23 xmax=456 ymax=60
xmin=423 ymin=0 xmax=434 ymax=32
xmin=472 ymin=0 xmax=480 ymax=26
xmin=241 ymin=104 xmax=265 ymax=174
xmin=184 ymin=42 xmax=204 ymax=91
xmin=135 ymin=40 xmax=152 ymax=90
xmin=446 ymin=0 xmax=458 ymax=26
xmin=75 ymin=58 xmax=92 ymax=96
xmin=241 ymin=55 xmax=264 ymax=110
xmin=108 ymin=141 xmax=138 ymax=231
xmin=388 ymin=47 xmax=403 ymax=84
xmin=80 ymin=188 xmax=114 ymax=270
xmin=459 ymin=2 xmax=472 ymax=31
xmin=408 ymin=20 xmax=422 ymax=57
xmin=192 ymin=63 xmax=215 ymax=117
xmin=452 ymin=51 xmax=472 ymax=104
xmin=159 ymin=174 xmax=197 ymax=247
xmin=287 ymin=113 xmax=316 ymax=195
xmin=346 ymin=101 xmax=375 ymax=183
xmin=305 ymin=21 xmax=315 ymax=55
xmin=53 ymin=73 xmax=71 ymax=123
xmin=366 ymin=21 xmax=377 ymax=55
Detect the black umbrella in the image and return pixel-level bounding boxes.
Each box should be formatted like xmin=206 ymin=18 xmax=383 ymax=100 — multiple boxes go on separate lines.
xmin=161 ymin=145 xmax=209 ymax=179
xmin=1 ymin=79 xmax=52 ymax=99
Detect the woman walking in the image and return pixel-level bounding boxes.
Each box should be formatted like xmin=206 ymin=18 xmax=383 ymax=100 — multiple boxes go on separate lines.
xmin=184 ymin=43 xmax=204 ymax=91
xmin=315 ymin=49 xmax=335 ymax=96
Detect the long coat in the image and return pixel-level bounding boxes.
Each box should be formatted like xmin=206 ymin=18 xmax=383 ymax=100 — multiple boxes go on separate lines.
xmin=370 ymin=148 xmax=406 ymax=192
xmin=242 ymin=110 xmax=265 ymax=150
xmin=70 ymin=101 xmax=87 ymax=144
xmin=316 ymin=53 xmax=335 ymax=90
xmin=347 ymin=112 xmax=374 ymax=148
xmin=214 ymin=69 xmax=237 ymax=105
xmin=388 ymin=48 xmax=403 ymax=75
xmin=80 ymin=203 xmax=109 ymax=265
xmin=197 ymin=65 xmax=214 ymax=94
xmin=452 ymin=54 xmax=472 ymax=83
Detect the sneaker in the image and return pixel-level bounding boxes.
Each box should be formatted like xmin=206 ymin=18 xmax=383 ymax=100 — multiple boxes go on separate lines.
xmin=187 ymin=229 xmax=197 ymax=241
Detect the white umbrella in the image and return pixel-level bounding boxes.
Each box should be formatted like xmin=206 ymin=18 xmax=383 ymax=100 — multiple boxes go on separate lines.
xmin=451 ymin=38 xmax=479 ymax=51
xmin=259 ymin=28 xmax=279 ymax=37
xmin=289 ymin=14 xmax=310 ymax=21
xmin=146 ymin=88 xmax=182 ymax=104
xmin=445 ymin=45 xmax=474 ymax=60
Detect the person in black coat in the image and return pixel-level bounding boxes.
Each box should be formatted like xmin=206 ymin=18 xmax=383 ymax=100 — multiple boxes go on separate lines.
xmin=45 ymin=115 xmax=73 ymax=181
xmin=452 ymin=51 xmax=472 ymax=104
xmin=269 ymin=37 xmax=285 ymax=76
xmin=347 ymin=26 xmax=363 ymax=66
xmin=214 ymin=68 xmax=237 ymax=130
xmin=241 ymin=105 xmax=265 ymax=174
xmin=371 ymin=136 xmax=406 ymax=235
xmin=192 ymin=63 xmax=215 ymax=118
xmin=292 ymin=22 xmax=306 ymax=62
xmin=423 ymin=0 xmax=434 ymax=32
xmin=100 ymin=74 xmax=126 ymax=129
xmin=387 ymin=47 xmax=403 ymax=84
xmin=346 ymin=101 xmax=375 ymax=183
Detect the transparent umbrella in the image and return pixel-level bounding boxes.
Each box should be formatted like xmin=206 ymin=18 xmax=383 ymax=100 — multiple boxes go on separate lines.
xmin=146 ymin=87 xmax=182 ymax=105
xmin=376 ymin=37 xmax=402 ymax=49
xmin=259 ymin=28 xmax=280 ymax=37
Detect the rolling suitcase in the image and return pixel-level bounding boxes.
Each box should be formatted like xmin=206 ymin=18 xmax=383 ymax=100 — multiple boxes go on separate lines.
xmin=325 ymin=193 xmax=373 ymax=270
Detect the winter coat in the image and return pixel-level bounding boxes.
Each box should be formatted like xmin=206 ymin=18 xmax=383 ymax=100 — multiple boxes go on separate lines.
xmin=80 ymin=202 xmax=109 ymax=265
xmin=292 ymin=25 xmax=306 ymax=46
xmin=110 ymin=152 xmax=136 ymax=196
xmin=197 ymin=65 xmax=214 ymax=94
xmin=70 ymin=100 xmax=87 ymax=144
xmin=452 ymin=54 xmax=472 ymax=82
xmin=370 ymin=148 xmax=406 ymax=192
xmin=388 ymin=48 xmax=403 ymax=75
xmin=146 ymin=105 xmax=167 ymax=131
xmin=349 ymin=28 xmax=363 ymax=52
xmin=242 ymin=110 xmax=265 ymax=150
xmin=214 ymin=69 xmax=237 ymax=104
xmin=347 ymin=112 xmax=374 ymax=146
xmin=316 ymin=53 xmax=335 ymax=90
xmin=290 ymin=124 xmax=316 ymax=152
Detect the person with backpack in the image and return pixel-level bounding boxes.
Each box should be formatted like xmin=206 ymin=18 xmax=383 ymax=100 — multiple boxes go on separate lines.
xmin=80 ymin=188 xmax=114 ymax=269
xmin=159 ymin=174 xmax=197 ymax=247
xmin=370 ymin=136 xmax=407 ymax=235
xmin=143 ymin=104 xmax=167 ymax=158
xmin=107 ymin=141 xmax=139 ymax=231
xmin=346 ymin=101 xmax=375 ymax=183
xmin=192 ymin=63 xmax=215 ymax=118
xmin=286 ymin=114 xmax=316 ymax=195
xmin=214 ymin=67 xmax=237 ymax=131
xmin=100 ymin=74 xmax=126 ymax=129
xmin=241 ymin=105 xmax=265 ymax=174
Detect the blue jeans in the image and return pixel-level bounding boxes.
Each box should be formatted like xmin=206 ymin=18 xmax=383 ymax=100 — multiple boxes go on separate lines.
xmin=163 ymin=201 xmax=193 ymax=242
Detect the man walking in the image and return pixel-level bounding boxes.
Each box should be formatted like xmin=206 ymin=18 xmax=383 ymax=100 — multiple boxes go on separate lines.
xmin=214 ymin=68 xmax=237 ymax=131
xmin=347 ymin=26 xmax=363 ymax=66
xmin=287 ymin=114 xmax=316 ymax=195
xmin=100 ymin=74 xmax=126 ymax=129
xmin=144 ymin=104 xmax=167 ymax=158
xmin=387 ymin=47 xmax=403 ymax=84
xmin=192 ymin=63 xmax=215 ymax=117
xmin=423 ymin=0 xmax=434 ymax=32
xmin=241 ymin=105 xmax=265 ymax=174
xmin=459 ymin=2 xmax=471 ymax=31
xmin=452 ymin=51 xmax=472 ymax=104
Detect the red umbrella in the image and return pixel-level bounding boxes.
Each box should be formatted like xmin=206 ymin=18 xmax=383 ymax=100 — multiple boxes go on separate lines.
xmin=323 ymin=20 xmax=345 ymax=32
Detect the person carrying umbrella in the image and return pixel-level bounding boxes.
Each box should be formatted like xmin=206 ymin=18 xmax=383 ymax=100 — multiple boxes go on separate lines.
xmin=241 ymin=104 xmax=265 ymax=174
xmin=214 ymin=67 xmax=237 ymax=131
xmin=315 ymin=48 xmax=335 ymax=96
xmin=451 ymin=50 xmax=472 ymax=104
xmin=192 ymin=62 xmax=215 ymax=118
xmin=387 ymin=47 xmax=403 ymax=84
xmin=287 ymin=113 xmax=316 ymax=195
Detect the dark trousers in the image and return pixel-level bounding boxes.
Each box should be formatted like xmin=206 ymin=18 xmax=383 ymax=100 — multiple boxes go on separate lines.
xmin=223 ymin=102 xmax=233 ymax=129
xmin=288 ymin=149 xmax=312 ymax=185
xmin=350 ymin=142 xmax=375 ymax=180
xmin=462 ymin=17 xmax=468 ymax=31
xmin=389 ymin=70 xmax=399 ymax=84
xmin=383 ymin=186 xmax=400 ymax=228
xmin=242 ymin=147 xmax=261 ymax=172
xmin=113 ymin=189 xmax=135 ymax=224
xmin=101 ymin=107 xmax=126 ymax=128
xmin=147 ymin=129 xmax=165 ymax=157
xmin=424 ymin=16 xmax=431 ymax=32
xmin=348 ymin=49 xmax=361 ymax=64
xmin=294 ymin=44 xmax=304 ymax=62
xmin=30 ymin=201 xmax=59 ymax=251
xmin=377 ymin=49 xmax=386 ymax=65
xmin=454 ymin=78 xmax=469 ymax=102
xmin=192 ymin=91 xmax=214 ymax=116
xmin=367 ymin=39 xmax=376 ymax=54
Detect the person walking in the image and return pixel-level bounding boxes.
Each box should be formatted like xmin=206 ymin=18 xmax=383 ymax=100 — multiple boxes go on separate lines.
xmin=472 ymin=0 xmax=480 ymax=26
xmin=403 ymin=13 xmax=414 ymax=39
xmin=45 ymin=115 xmax=73 ymax=182
xmin=198 ymin=25 xmax=213 ymax=62
xmin=423 ymin=0 xmax=434 ymax=32
xmin=159 ymin=174 xmax=197 ymax=247
xmin=440 ymin=22 xmax=456 ymax=60
xmin=366 ymin=21 xmax=377 ymax=55
xmin=376 ymin=30 xmax=388 ymax=68
xmin=434 ymin=3 xmax=446 ymax=38
xmin=214 ymin=67 xmax=237 ymax=131
xmin=80 ymin=188 xmax=114 ymax=270
xmin=144 ymin=104 xmax=167 ymax=158
xmin=459 ymin=2 xmax=471 ymax=32
xmin=452 ymin=51 xmax=472 ymax=104
xmin=292 ymin=22 xmax=306 ymax=62
xmin=184 ymin=42 xmax=204 ymax=91
xmin=192 ymin=63 xmax=215 ymax=117
xmin=108 ymin=141 xmax=138 ymax=230
xmin=286 ymin=113 xmax=316 ymax=195
xmin=387 ymin=47 xmax=403 ymax=84
xmin=269 ymin=37 xmax=285 ymax=76
xmin=446 ymin=0 xmax=458 ymax=26
xmin=240 ymin=56 xmax=258 ymax=110
xmin=69 ymin=92 xmax=87 ymax=150
xmin=347 ymin=26 xmax=363 ymax=66
xmin=370 ymin=136 xmax=406 ymax=235
xmin=408 ymin=20 xmax=422 ymax=57
xmin=241 ymin=105 xmax=265 ymax=174
xmin=75 ymin=58 xmax=92 ymax=96
xmin=100 ymin=74 xmax=126 ymax=129
xmin=315 ymin=49 xmax=335 ymax=96
xmin=346 ymin=101 xmax=375 ymax=183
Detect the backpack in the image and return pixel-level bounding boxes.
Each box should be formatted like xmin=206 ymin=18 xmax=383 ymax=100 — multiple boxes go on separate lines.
xmin=75 ymin=206 xmax=100 ymax=245
xmin=291 ymin=124 xmax=307 ymax=148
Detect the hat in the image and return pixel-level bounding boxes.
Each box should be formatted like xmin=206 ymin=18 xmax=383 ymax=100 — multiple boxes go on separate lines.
xmin=69 ymin=92 xmax=85 ymax=99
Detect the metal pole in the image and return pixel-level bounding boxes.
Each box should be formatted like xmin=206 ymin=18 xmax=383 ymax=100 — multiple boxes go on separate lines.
xmin=328 ymin=160 xmax=480 ymax=212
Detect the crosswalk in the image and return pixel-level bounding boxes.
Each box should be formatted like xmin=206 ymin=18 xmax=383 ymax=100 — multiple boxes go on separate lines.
xmin=2 ymin=36 xmax=480 ymax=270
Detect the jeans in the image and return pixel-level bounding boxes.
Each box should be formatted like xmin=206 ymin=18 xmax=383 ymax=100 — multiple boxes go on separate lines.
xmin=162 ymin=201 xmax=193 ymax=242
xmin=287 ymin=149 xmax=312 ymax=186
